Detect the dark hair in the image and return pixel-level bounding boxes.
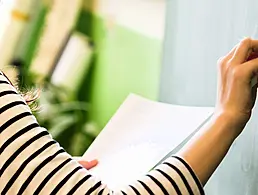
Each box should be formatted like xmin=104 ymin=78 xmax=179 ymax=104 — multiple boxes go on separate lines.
xmin=2 ymin=71 xmax=40 ymax=111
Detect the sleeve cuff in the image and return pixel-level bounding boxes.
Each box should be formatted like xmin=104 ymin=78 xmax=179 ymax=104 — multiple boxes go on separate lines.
xmin=170 ymin=156 xmax=205 ymax=195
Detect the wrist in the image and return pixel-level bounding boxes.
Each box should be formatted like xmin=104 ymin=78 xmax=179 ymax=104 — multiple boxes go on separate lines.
xmin=212 ymin=110 xmax=249 ymax=138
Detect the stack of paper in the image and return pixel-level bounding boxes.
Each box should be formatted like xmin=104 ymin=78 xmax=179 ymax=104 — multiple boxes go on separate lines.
xmin=83 ymin=94 xmax=214 ymax=190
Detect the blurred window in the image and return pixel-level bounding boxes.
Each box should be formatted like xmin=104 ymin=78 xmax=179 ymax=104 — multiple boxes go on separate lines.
xmin=0 ymin=0 xmax=15 ymax=40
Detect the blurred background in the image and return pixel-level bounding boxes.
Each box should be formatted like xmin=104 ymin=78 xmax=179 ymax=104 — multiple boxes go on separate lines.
xmin=0 ymin=0 xmax=166 ymax=156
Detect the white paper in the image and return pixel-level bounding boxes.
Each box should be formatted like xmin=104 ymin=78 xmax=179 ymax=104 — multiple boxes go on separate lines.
xmin=83 ymin=94 xmax=214 ymax=190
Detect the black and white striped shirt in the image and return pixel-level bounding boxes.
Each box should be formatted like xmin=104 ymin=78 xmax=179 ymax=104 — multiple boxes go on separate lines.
xmin=0 ymin=71 xmax=205 ymax=194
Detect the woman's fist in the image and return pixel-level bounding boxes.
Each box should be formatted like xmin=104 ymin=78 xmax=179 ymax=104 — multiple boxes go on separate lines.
xmin=216 ymin=38 xmax=258 ymax=135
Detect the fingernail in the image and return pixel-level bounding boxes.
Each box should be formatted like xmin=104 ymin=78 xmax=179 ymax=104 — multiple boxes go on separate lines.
xmin=90 ymin=159 xmax=98 ymax=165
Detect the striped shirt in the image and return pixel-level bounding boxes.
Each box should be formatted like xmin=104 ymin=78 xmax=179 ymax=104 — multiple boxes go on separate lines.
xmin=0 ymin=71 xmax=205 ymax=195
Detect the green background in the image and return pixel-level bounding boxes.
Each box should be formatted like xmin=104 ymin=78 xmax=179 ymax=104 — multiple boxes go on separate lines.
xmin=76 ymin=10 xmax=163 ymax=128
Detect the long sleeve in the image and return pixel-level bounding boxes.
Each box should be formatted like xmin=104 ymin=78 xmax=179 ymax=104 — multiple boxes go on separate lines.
xmin=0 ymin=72 xmax=205 ymax=195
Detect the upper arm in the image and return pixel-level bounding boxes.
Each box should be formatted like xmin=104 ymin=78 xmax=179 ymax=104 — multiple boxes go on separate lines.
xmin=0 ymin=71 xmax=204 ymax=195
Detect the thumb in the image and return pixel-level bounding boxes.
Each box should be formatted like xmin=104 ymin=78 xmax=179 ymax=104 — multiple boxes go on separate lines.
xmin=244 ymin=57 xmax=258 ymax=78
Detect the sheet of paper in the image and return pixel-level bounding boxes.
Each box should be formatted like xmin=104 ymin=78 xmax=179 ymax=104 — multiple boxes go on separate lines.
xmin=83 ymin=94 xmax=214 ymax=190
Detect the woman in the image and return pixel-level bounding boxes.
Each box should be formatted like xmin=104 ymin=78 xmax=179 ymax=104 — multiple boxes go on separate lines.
xmin=0 ymin=38 xmax=258 ymax=194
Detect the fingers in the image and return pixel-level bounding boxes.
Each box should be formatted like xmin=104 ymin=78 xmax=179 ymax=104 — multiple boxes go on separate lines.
xmin=242 ymin=58 xmax=258 ymax=86
xmin=79 ymin=159 xmax=98 ymax=170
xmin=218 ymin=39 xmax=258 ymax=69
xmin=72 ymin=157 xmax=99 ymax=170
xmin=232 ymin=38 xmax=258 ymax=64
xmin=244 ymin=57 xmax=258 ymax=71
xmin=247 ymin=51 xmax=258 ymax=61
xmin=225 ymin=44 xmax=239 ymax=59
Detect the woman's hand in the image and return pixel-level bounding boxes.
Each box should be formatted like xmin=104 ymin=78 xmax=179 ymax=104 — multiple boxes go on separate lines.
xmin=216 ymin=38 xmax=258 ymax=135
xmin=178 ymin=38 xmax=258 ymax=185
xmin=73 ymin=157 xmax=98 ymax=170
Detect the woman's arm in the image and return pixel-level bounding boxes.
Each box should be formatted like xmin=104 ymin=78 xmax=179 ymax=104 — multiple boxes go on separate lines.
xmin=178 ymin=38 xmax=258 ymax=186
xmin=0 ymin=72 xmax=203 ymax=194
xmin=1 ymin=38 xmax=258 ymax=195
xmin=177 ymin=112 xmax=239 ymax=186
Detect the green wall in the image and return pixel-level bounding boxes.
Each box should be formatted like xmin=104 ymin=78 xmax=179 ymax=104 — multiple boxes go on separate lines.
xmin=77 ymin=11 xmax=163 ymax=129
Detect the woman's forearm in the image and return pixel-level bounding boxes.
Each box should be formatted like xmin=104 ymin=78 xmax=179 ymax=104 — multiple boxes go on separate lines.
xmin=176 ymin=38 xmax=258 ymax=188
xmin=177 ymin=112 xmax=242 ymax=186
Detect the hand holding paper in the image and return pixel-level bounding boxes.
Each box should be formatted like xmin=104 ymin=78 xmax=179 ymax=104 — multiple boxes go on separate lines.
xmin=83 ymin=94 xmax=213 ymax=190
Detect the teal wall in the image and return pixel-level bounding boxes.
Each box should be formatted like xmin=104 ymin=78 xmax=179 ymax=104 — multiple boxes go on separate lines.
xmin=161 ymin=0 xmax=258 ymax=194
